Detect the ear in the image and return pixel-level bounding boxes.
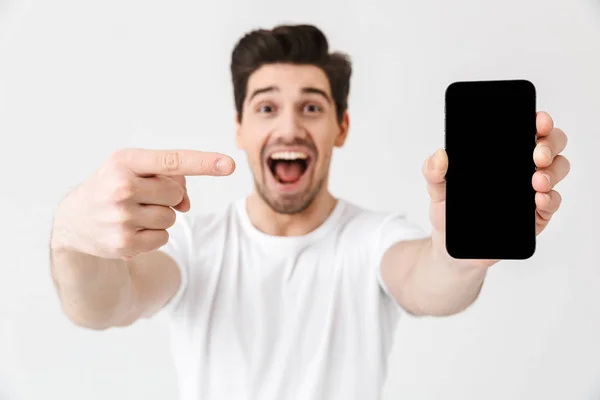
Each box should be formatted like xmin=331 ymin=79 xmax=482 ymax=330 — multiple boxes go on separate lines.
xmin=334 ymin=111 xmax=350 ymax=147
xmin=235 ymin=113 xmax=243 ymax=149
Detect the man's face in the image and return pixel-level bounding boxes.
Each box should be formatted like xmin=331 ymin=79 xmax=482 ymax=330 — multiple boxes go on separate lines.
xmin=236 ymin=63 xmax=349 ymax=214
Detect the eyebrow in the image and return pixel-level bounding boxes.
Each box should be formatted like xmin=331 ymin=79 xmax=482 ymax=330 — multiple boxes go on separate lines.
xmin=248 ymin=86 xmax=277 ymax=102
xmin=248 ymin=86 xmax=332 ymax=104
xmin=302 ymin=87 xmax=332 ymax=104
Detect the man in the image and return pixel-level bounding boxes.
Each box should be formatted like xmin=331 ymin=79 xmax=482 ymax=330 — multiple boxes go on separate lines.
xmin=49 ymin=24 xmax=570 ymax=399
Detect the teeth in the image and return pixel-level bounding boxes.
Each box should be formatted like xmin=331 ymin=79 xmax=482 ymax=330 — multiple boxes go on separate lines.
xmin=270 ymin=151 xmax=308 ymax=160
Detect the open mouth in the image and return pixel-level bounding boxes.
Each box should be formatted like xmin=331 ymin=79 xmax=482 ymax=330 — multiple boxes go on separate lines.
xmin=267 ymin=151 xmax=311 ymax=185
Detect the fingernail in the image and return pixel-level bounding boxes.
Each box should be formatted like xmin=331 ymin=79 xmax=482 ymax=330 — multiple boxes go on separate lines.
xmin=216 ymin=157 xmax=233 ymax=173
xmin=544 ymin=193 xmax=551 ymax=202
xmin=544 ymin=173 xmax=551 ymax=185
xmin=540 ymin=146 xmax=552 ymax=160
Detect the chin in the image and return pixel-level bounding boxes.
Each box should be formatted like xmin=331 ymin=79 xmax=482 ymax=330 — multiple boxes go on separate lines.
xmin=256 ymin=177 xmax=325 ymax=215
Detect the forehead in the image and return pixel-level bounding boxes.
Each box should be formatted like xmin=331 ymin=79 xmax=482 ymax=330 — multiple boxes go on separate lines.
xmin=246 ymin=63 xmax=331 ymax=97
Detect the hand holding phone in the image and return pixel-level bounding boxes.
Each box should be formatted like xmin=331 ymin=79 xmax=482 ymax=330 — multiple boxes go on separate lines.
xmin=427 ymin=79 xmax=569 ymax=264
xmin=441 ymin=80 xmax=538 ymax=260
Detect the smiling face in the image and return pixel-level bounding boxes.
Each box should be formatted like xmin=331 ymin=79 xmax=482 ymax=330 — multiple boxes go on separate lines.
xmin=236 ymin=63 xmax=349 ymax=214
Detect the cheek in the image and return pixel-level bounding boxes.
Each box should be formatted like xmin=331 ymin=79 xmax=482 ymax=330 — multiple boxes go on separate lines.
xmin=320 ymin=149 xmax=333 ymax=167
xmin=238 ymin=120 xmax=267 ymax=153
xmin=246 ymin=144 xmax=264 ymax=169
xmin=311 ymin=126 xmax=338 ymax=164
xmin=239 ymin=136 xmax=267 ymax=169
xmin=313 ymin=144 xmax=332 ymax=174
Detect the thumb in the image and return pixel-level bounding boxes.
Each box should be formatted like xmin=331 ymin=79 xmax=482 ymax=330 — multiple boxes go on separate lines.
xmin=424 ymin=149 xmax=448 ymax=185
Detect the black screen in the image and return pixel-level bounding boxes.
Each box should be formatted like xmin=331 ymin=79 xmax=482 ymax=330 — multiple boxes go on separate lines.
xmin=444 ymin=80 xmax=537 ymax=260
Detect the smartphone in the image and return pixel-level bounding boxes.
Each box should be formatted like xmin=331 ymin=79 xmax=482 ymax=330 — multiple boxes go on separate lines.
xmin=444 ymin=79 xmax=537 ymax=260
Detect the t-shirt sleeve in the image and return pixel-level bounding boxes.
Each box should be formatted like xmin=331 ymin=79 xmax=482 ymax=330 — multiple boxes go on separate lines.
xmin=373 ymin=213 xmax=430 ymax=307
xmin=156 ymin=210 xmax=194 ymax=315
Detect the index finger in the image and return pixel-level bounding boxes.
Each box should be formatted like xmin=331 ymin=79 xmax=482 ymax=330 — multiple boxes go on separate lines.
xmin=115 ymin=148 xmax=236 ymax=176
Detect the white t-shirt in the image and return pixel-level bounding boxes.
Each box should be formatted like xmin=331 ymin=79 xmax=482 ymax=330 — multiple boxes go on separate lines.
xmin=157 ymin=197 xmax=429 ymax=400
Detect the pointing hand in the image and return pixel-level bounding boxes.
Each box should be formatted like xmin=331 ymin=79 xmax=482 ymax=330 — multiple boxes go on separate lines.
xmin=52 ymin=148 xmax=235 ymax=260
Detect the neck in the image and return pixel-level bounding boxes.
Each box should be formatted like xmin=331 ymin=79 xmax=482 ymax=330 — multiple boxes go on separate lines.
xmin=245 ymin=189 xmax=337 ymax=237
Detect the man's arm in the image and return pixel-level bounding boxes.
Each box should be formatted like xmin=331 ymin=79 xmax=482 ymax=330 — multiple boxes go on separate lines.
xmin=383 ymin=111 xmax=570 ymax=317
xmin=50 ymin=241 xmax=181 ymax=330
xmin=48 ymin=148 xmax=235 ymax=330
xmin=380 ymin=235 xmax=487 ymax=317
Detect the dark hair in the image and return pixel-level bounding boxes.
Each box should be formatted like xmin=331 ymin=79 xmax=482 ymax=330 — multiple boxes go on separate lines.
xmin=230 ymin=24 xmax=352 ymax=123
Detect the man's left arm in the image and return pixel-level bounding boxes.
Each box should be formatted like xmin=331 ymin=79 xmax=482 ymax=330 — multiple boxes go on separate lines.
xmin=381 ymin=236 xmax=488 ymax=317
xmin=381 ymin=111 xmax=570 ymax=317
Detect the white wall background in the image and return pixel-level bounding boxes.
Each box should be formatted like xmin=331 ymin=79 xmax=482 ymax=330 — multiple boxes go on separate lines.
xmin=1 ymin=0 xmax=599 ymax=399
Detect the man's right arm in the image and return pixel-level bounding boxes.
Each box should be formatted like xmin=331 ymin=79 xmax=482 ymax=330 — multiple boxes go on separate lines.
xmin=50 ymin=246 xmax=181 ymax=330
xmin=49 ymin=148 xmax=235 ymax=330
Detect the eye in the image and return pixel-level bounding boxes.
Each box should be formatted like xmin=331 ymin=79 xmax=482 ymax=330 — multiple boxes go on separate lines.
xmin=257 ymin=103 xmax=275 ymax=114
xmin=303 ymin=103 xmax=322 ymax=113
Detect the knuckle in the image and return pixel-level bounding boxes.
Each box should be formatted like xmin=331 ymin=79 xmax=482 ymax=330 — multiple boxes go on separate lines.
xmin=99 ymin=152 xmax=127 ymax=178
xmin=113 ymin=205 xmax=134 ymax=224
xmin=160 ymin=152 xmax=181 ymax=172
xmin=110 ymin=179 xmax=135 ymax=203
xmin=109 ymin=148 xmax=131 ymax=166
xmin=198 ymin=157 xmax=208 ymax=173
xmin=112 ymin=229 xmax=135 ymax=251
xmin=107 ymin=150 xmax=121 ymax=165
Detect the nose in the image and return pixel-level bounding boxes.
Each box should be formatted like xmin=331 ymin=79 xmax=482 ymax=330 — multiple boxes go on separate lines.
xmin=273 ymin=108 xmax=306 ymax=141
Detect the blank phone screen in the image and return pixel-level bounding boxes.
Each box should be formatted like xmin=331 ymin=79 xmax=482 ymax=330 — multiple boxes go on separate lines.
xmin=444 ymin=80 xmax=537 ymax=260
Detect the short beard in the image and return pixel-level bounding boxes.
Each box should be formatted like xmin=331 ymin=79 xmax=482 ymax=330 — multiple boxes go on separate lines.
xmin=254 ymin=175 xmax=326 ymax=215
